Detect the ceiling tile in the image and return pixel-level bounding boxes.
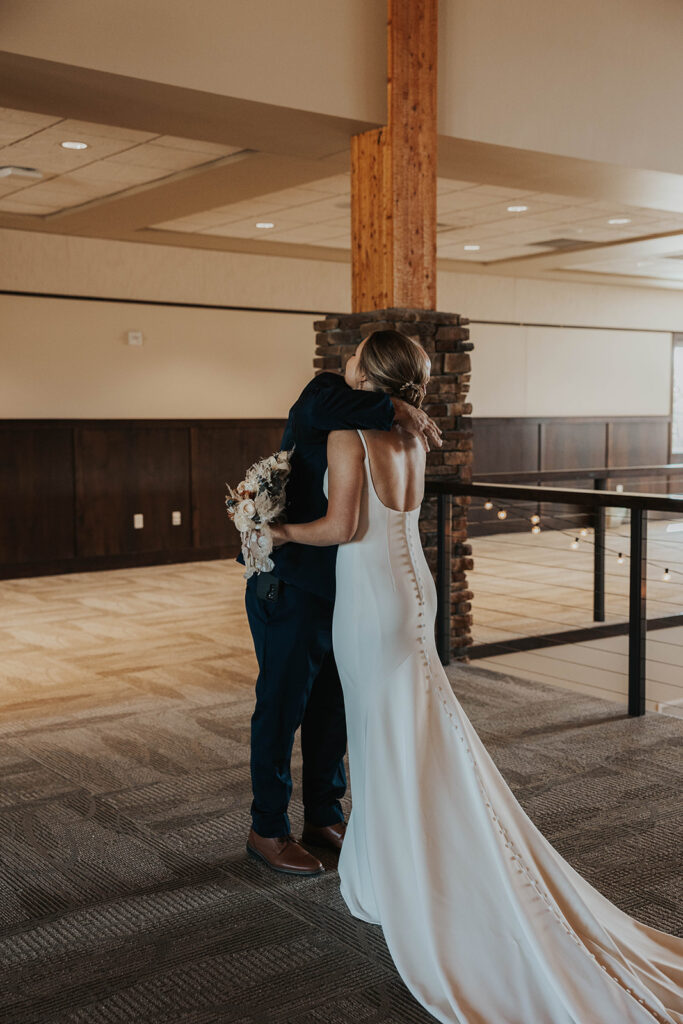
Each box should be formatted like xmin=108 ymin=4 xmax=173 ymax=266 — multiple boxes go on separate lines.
xmin=304 ymin=173 xmax=351 ymax=195
xmin=1 ymin=136 xmax=143 ymax=176
xmin=151 ymin=135 xmax=242 ymax=156
xmin=53 ymin=118 xmax=158 ymax=143
xmin=106 ymin=145 xmax=215 ymax=171
xmin=460 ymin=184 xmax=537 ymax=201
xmin=436 ymin=177 xmax=480 ymax=194
xmin=438 ymin=190 xmax=511 ymax=214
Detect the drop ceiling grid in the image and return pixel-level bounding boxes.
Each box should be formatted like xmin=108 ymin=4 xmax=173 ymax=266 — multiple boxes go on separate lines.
xmin=152 ymin=174 xmax=683 ymax=261
xmin=0 ymin=106 xmax=242 ymax=214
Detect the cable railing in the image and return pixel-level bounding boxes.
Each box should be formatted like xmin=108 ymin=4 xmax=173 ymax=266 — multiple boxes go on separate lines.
xmin=427 ymin=465 xmax=683 ymax=718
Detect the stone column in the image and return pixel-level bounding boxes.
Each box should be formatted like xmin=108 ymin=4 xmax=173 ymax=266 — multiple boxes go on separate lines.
xmin=313 ymin=308 xmax=474 ymax=659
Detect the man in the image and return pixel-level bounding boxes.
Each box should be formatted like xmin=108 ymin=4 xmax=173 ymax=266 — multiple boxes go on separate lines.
xmin=243 ymin=355 xmax=442 ymax=876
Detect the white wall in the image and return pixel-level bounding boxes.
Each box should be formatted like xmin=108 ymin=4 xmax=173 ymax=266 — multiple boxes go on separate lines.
xmin=439 ymin=0 xmax=683 ymax=174
xmin=467 ymin=323 xmax=672 ymax=418
xmin=1 ymin=227 xmax=681 ymax=420
xmin=1 ymin=0 xmax=387 ymax=125
xmin=0 ymin=295 xmax=314 ymax=418
xmin=5 ymin=0 xmax=683 ymax=174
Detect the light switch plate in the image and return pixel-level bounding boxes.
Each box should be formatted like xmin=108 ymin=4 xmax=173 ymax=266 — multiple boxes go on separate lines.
xmin=171 ymin=510 xmax=182 ymax=526
xmin=133 ymin=513 xmax=144 ymax=529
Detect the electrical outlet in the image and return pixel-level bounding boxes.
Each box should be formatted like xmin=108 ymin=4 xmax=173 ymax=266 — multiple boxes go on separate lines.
xmin=171 ymin=510 xmax=182 ymax=526
xmin=133 ymin=513 xmax=144 ymax=529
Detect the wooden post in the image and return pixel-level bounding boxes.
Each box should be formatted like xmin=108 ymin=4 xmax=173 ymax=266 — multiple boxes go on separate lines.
xmin=351 ymin=0 xmax=437 ymax=312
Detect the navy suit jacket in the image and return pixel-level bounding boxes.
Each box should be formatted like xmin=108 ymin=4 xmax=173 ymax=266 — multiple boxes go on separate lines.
xmin=238 ymin=372 xmax=394 ymax=601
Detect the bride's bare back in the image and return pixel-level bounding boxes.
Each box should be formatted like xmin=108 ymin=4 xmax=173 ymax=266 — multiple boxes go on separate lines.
xmin=360 ymin=427 xmax=426 ymax=513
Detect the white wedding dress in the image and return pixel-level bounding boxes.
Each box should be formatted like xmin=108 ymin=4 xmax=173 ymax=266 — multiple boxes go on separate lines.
xmin=325 ymin=429 xmax=683 ymax=1024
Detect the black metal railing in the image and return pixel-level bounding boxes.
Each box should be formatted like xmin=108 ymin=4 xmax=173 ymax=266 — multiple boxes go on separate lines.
xmin=428 ymin=468 xmax=683 ymax=717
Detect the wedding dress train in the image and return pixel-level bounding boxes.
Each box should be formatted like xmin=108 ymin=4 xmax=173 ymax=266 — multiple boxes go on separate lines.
xmin=327 ymin=430 xmax=683 ymax=1024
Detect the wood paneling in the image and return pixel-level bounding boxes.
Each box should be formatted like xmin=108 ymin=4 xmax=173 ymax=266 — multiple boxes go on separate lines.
xmin=606 ymin=419 xmax=674 ymax=520
xmin=540 ymin=421 xmax=608 ymax=471
xmin=0 ymin=416 xmax=672 ymax=575
xmin=469 ymin=415 xmax=671 ymax=537
xmin=76 ymin=427 xmax=191 ymax=557
xmin=473 ymin=419 xmax=539 ymax=475
xmin=0 ymin=425 xmax=75 ymax=564
xmin=539 ymin=420 xmax=608 ymax=527
xmin=191 ymin=422 xmax=285 ymax=551
xmin=471 ymin=419 xmax=540 ymax=533
xmin=608 ymin=419 xmax=671 ymax=472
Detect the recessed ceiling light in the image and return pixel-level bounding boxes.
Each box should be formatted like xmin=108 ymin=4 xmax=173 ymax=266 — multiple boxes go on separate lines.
xmin=61 ymin=141 xmax=88 ymax=150
xmin=463 ymin=244 xmax=480 ymax=251
xmin=507 ymin=204 xmax=528 ymax=212
xmin=255 ymin=221 xmax=275 ymax=229
xmin=608 ymin=217 xmax=631 ymax=225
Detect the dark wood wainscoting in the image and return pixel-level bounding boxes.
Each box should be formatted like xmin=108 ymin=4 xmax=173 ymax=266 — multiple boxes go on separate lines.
xmin=0 ymin=426 xmax=76 ymax=565
xmin=0 ymin=420 xmax=286 ymax=579
xmin=0 ymin=415 xmax=674 ymax=576
xmin=469 ymin=415 xmax=672 ymax=536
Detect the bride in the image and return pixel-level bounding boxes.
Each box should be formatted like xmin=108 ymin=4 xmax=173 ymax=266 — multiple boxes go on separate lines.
xmin=270 ymin=330 xmax=683 ymax=1024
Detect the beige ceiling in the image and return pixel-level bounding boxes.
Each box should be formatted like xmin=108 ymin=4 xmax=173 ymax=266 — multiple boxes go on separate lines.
xmin=1 ymin=53 xmax=682 ymax=292
xmin=152 ymin=175 xmax=683 ymax=274
xmin=0 ymin=106 xmax=243 ymax=214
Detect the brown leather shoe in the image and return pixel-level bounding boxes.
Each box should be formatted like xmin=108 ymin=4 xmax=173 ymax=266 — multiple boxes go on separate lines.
xmin=246 ymin=828 xmax=324 ymax=876
xmin=301 ymin=820 xmax=347 ymax=851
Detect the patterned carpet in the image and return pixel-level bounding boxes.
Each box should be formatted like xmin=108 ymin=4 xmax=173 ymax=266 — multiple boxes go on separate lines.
xmin=0 ymin=561 xmax=681 ymax=1023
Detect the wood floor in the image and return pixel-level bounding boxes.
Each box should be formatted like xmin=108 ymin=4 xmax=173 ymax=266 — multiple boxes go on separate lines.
xmin=0 ymin=559 xmax=681 ymax=1022
xmin=469 ymin=520 xmax=683 ymax=714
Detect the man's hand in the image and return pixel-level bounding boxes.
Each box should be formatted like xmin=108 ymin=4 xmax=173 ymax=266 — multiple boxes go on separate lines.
xmin=391 ymin=398 xmax=443 ymax=453
xmin=269 ymin=523 xmax=289 ymax=548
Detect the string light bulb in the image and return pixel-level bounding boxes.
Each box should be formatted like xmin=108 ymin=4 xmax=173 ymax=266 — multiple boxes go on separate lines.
xmin=663 ymin=568 xmax=671 ymax=581
xmin=484 ymin=500 xmax=493 ymax=510
xmin=580 ymin=528 xmax=588 ymax=536
xmin=531 ymin=524 xmax=541 ymax=535
xmin=617 ymin=552 xmax=624 ymax=564
xmin=497 ymin=509 xmax=507 ymax=520
xmin=570 ymin=538 xmax=579 ymax=550
xmin=530 ymin=514 xmax=540 ymax=525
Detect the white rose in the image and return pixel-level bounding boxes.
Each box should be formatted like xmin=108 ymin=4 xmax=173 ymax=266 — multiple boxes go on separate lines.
xmin=238 ymin=499 xmax=256 ymax=519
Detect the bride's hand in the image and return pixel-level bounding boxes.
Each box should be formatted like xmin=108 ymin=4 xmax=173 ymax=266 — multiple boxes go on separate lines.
xmin=391 ymin=399 xmax=443 ymax=452
xmin=269 ymin=523 xmax=289 ymax=548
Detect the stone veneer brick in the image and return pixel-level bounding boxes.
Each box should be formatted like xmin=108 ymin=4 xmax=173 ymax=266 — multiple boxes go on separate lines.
xmin=312 ymin=308 xmax=473 ymax=658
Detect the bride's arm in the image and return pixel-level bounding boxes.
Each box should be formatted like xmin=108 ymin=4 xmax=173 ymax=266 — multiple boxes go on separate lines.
xmin=272 ymin=431 xmax=364 ymax=547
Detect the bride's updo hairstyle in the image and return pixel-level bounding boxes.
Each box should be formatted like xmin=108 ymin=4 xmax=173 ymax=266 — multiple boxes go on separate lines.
xmin=358 ymin=330 xmax=431 ymax=409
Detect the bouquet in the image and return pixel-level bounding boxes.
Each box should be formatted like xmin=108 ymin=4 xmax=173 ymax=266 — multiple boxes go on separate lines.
xmin=225 ymin=447 xmax=294 ymax=578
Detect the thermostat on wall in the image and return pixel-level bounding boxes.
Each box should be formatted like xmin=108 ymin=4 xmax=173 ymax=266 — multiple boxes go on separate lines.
xmin=127 ymin=330 xmax=144 ymax=346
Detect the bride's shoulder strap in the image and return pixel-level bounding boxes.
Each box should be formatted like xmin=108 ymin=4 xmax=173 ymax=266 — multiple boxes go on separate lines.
xmin=356 ymin=428 xmax=369 ymax=457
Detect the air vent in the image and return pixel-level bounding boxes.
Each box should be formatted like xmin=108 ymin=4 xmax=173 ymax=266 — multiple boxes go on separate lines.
xmin=0 ymin=166 xmax=43 ymax=180
xmin=528 ymin=237 xmax=599 ymax=250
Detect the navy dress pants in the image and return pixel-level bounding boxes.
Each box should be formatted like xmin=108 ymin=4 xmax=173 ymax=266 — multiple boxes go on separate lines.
xmin=245 ymin=575 xmax=347 ymax=838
